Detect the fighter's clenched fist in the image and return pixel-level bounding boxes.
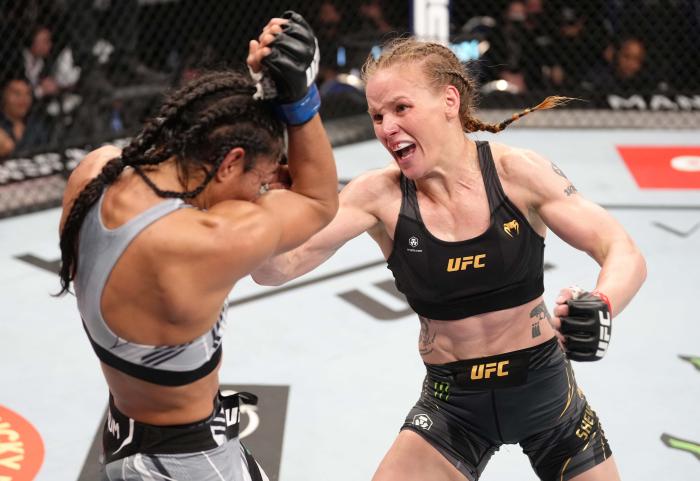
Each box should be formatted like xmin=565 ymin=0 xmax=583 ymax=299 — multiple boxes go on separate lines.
xmin=552 ymin=287 xmax=613 ymax=362
xmin=247 ymin=11 xmax=320 ymax=125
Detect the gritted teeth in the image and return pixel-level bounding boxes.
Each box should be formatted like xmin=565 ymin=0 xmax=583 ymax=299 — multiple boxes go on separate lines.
xmin=392 ymin=141 xmax=414 ymax=152
xmin=391 ymin=142 xmax=416 ymax=159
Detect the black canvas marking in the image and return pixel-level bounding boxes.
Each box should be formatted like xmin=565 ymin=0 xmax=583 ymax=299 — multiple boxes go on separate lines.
xmin=14 ymin=254 xmax=61 ymax=274
xmin=652 ymin=221 xmax=700 ymax=238
xmin=227 ymin=259 xmax=386 ymax=308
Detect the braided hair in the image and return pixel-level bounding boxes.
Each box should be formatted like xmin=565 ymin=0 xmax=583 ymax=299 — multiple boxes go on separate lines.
xmin=57 ymin=70 xmax=284 ymax=295
xmin=361 ymin=37 xmax=573 ymax=133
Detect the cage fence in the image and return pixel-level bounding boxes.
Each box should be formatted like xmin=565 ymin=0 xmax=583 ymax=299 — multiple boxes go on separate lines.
xmin=0 ymin=0 xmax=698 ymax=218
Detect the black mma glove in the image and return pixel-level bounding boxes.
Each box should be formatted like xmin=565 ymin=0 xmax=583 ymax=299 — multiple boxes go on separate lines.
xmin=261 ymin=11 xmax=320 ymax=125
xmin=561 ymin=290 xmax=613 ymax=362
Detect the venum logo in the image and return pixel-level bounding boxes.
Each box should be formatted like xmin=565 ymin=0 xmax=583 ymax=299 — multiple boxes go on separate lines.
xmin=504 ymin=220 xmax=520 ymax=237
xmin=407 ymin=236 xmax=422 ymax=253
xmin=210 ymin=390 xmax=261 ymax=447
xmin=412 ymin=413 xmax=433 ymax=430
xmin=106 ymin=409 xmax=120 ymax=439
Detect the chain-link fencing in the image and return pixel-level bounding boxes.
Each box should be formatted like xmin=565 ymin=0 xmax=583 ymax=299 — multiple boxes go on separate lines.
xmin=1 ymin=0 xmax=698 ymax=218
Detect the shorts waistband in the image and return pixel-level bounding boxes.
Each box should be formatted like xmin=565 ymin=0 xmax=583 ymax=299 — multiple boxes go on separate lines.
xmin=103 ymin=391 xmax=257 ymax=464
xmin=425 ymin=336 xmax=559 ymax=390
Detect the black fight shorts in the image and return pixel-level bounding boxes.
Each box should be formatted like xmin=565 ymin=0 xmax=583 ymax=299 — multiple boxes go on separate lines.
xmin=402 ymin=337 xmax=612 ymax=481
xmin=102 ymin=391 xmax=266 ymax=481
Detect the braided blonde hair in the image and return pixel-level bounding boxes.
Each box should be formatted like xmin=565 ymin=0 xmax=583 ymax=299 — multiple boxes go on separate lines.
xmin=361 ymin=37 xmax=572 ymax=133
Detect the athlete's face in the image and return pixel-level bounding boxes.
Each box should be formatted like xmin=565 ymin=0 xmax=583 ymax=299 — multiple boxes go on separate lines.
xmin=242 ymin=156 xmax=279 ymax=200
xmin=231 ymin=156 xmax=280 ymax=202
xmin=205 ymin=148 xmax=282 ymax=207
xmin=366 ymin=64 xmax=450 ymax=179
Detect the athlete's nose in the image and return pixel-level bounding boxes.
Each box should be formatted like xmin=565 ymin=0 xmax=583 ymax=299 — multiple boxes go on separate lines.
xmin=382 ymin=116 xmax=399 ymax=136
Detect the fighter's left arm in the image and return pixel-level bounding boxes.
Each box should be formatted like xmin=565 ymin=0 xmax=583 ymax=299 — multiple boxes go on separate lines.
xmin=503 ymin=148 xmax=647 ymax=317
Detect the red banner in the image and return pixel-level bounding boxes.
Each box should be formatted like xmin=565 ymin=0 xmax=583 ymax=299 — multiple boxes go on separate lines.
xmin=617 ymin=146 xmax=700 ymax=189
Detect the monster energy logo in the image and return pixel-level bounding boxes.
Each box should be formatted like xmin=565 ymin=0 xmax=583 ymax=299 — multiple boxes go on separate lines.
xmin=679 ymin=355 xmax=700 ymax=372
xmin=660 ymin=355 xmax=700 ymax=462
xmin=661 ymin=434 xmax=700 ymax=460
xmin=434 ymin=381 xmax=450 ymax=401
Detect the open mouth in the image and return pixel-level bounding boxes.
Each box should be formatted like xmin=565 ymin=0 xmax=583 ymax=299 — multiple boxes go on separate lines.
xmin=392 ymin=142 xmax=416 ymax=160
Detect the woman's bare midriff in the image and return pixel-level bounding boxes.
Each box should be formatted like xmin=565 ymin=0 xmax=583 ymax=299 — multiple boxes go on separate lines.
xmin=102 ymin=363 xmax=221 ymax=425
xmin=418 ymin=296 xmax=556 ymax=364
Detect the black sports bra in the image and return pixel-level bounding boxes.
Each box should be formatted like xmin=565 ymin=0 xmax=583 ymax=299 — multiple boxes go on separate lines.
xmin=387 ymin=141 xmax=545 ymax=320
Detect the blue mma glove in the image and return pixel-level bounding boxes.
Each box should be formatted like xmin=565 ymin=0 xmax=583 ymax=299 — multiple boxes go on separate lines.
xmin=262 ymin=11 xmax=320 ymax=125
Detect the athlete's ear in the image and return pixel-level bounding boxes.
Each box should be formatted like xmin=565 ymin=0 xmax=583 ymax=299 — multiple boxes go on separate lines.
xmin=216 ymin=147 xmax=246 ymax=182
xmin=444 ymin=84 xmax=460 ymax=121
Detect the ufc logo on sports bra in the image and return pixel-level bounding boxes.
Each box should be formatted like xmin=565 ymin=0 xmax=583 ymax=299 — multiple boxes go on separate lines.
xmin=470 ymin=360 xmax=509 ymax=380
xmin=446 ymin=254 xmax=486 ymax=272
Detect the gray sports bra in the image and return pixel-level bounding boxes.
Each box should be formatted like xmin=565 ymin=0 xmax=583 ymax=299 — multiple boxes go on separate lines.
xmin=75 ymin=192 xmax=226 ymax=386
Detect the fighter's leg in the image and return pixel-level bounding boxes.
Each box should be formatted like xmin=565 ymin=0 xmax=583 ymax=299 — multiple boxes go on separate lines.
xmin=372 ymin=430 xmax=468 ymax=481
xmin=569 ymin=456 xmax=620 ymax=481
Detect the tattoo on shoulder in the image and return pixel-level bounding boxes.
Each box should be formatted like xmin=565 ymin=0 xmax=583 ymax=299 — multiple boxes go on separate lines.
xmin=418 ymin=315 xmax=436 ymax=355
xmin=551 ymin=162 xmax=568 ymax=179
xmin=564 ymin=184 xmax=578 ymax=196
xmin=529 ymin=301 xmax=551 ymax=338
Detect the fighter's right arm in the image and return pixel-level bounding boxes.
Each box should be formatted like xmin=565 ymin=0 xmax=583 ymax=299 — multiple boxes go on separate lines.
xmin=251 ymin=171 xmax=382 ymax=285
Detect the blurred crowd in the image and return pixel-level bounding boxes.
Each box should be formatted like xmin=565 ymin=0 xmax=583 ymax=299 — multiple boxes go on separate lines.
xmin=453 ymin=0 xmax=700 ymax=98
xmin=0 ymin=0 xmax=698 ymax=160
xmin=0 ymin=0 xmax=170 ymax=159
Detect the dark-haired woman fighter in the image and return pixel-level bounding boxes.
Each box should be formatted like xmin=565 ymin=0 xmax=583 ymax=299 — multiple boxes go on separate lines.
xmin=57 ymin=12 xmax=337 ymax=480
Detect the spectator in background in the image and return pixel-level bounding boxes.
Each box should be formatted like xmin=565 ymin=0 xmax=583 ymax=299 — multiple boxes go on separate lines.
xmin=450 ymin=1 xmax=502 ymax=33
xmin=524 ymin=0 xmax=545 ymax=30
xmin=541 ymin=3 xmax=608 ymax=91
xmin=497 ymin=1 xmax=531 ymax=91
xmin=481 ymin=1 xmax=546 ymax=92
xmin=22 ymin=23 xmax=82 ymax=144
xmin=358 ymin=0 xmax=394 ymax=34
xmin=0 ymin=76 xmax=48 ymax=158
xmin=62 ymin=0 xmax=170 ymax=91
xmin=23 ymin=25 xmax=81 ymax=101
xmin=308 ymin=0 xmax=368 ymax=120
xmin=581 ymin=35 xmax=657 ymax=94
xmin=676 ymin=0 xmax=700 ymax=90
xmin=176 ymin=40 xmax=217 ymax=86
xmin=312 ymin=0 xmax=347 ymax=88
xmin=604 ymin=0 xmax=690 ymax=92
